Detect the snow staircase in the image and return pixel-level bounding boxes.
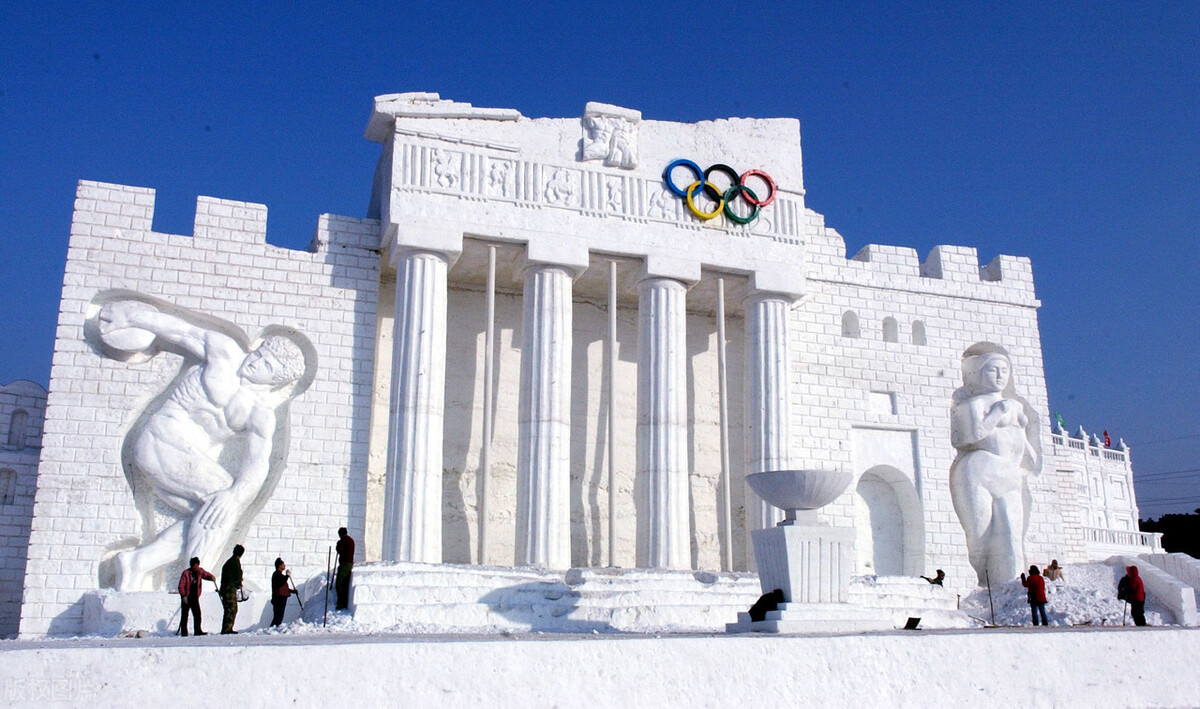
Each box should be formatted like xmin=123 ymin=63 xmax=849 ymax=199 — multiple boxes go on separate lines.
xmin=1137 ymin=553 xmax=1200 ymax=626
xmin=1141 ymin=553 xmax=1200 ymax=596
xmin=341 ymin=562 xmax=971 ymax=634
xmin=345 ymin=562 xmax=762 ymax=633
xmin=727 ymin=576 xmax=970 ymax=634
xmin=848 ymin=575 xmax=960 ymax=611
xmin=1110 ymin=554 xmax=1198 ymax=626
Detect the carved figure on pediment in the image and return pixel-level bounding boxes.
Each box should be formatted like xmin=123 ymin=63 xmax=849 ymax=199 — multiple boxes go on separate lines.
xmin=949 ymin=343 xmax=1042 ymax=586
xmin=433 ymin=150 xmax=461 ymax=189
xmin=544 ymin=168 xmax=576 ymax=205
xmin=581 ymin=112 xmax=639 ymax=170
xmin=487 ymin=160 xmax=512 ymax=197
xmin=85 ymin=292 xmax=315 ymax=591
xmin=647 ymin=189 xmax=674 ymax=220
xmin=605 ymin=179 xmax=623 ymax=212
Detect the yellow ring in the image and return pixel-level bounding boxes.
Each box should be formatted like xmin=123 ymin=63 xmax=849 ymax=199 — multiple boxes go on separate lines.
xmin=685 ymin=181 xmax=724 ymax=220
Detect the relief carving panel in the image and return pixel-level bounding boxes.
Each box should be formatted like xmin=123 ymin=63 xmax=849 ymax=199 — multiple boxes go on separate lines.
xmin=85 ymin=291 xmax=316 ymax=591
xmin=580 ymin=102 xmax=640 ymax=170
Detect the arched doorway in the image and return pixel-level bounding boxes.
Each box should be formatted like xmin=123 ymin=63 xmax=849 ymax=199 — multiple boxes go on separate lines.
xmin=854 ymin=465 xmax=924 ymax=576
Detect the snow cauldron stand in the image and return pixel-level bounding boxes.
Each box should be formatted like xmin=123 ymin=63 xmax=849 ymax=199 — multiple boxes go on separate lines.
xmin=726 ymin=469 xmax=876 ymax=633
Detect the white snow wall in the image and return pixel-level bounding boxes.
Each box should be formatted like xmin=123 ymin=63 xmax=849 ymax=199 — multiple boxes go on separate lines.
xmin=19 ymin=181 xmax=381 ymax=636
xmin=1 ymin=630 xmax=1197 ymax=708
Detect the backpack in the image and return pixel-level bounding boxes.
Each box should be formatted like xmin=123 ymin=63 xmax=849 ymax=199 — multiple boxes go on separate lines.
xmin=1117 ymin=576 xmax=1130 ymax=601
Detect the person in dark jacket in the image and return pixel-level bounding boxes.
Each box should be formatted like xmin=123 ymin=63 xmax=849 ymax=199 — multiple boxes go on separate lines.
xmin=219 ymin=545 xmax=245 ymax=634
xmin=270 ymin=558 xmax=297 ymax=627
xmin=1119 ymin=565 xmax=1148 ymax=626
xmin=177 ymin=557 xmax=216 ymax=637
xmin=335 ymin=527 xmax=355 ymax=610
xmin=1021 ymin=565 xmax=1049 ymax=626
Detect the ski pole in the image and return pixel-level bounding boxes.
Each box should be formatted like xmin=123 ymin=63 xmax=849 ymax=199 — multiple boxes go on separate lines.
xmin=1122 ymin=601 xmax=1128 ymax=626
xmin=985 ymin=570 xmax=995 ymax=626
xmin=323 ymin=546 xmax=331 ymax=627
xmin=169 ymin=593 xmax=182 ymax=636
xmin=288 ymin=572 xmax=305 ymax=611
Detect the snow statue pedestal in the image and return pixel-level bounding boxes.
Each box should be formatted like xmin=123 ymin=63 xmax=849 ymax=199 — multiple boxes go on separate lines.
xmin=727 ymin=469 xmax=897 ymax=633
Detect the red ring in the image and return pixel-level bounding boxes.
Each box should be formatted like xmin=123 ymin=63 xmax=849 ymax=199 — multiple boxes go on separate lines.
xmin=739 ymin=170 xmax=776 ymax=207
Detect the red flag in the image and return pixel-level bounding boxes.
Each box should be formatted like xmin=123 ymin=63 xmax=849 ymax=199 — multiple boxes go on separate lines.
xmin=1103 ymin=430 xmax=1111 ymax=447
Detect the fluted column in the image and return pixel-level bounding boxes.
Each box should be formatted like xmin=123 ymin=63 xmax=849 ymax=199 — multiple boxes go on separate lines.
xmin=516 ymin=264 xmax=574 ymax=568
xmin=382 ymin=249 xmax=449 ymax=562
xmin=638 ymin=277 xmax=690 ymax=569
xmin=745 ymin=292 xmax=794 ymax=530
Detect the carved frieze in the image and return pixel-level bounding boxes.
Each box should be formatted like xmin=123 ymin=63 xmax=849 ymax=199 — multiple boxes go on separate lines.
xmin=391 ymin=140 xmax=801 ymax=243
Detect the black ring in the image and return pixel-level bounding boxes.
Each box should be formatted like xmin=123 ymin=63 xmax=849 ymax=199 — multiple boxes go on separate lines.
xmin=704 ymin=163 xmax=741 ymax=192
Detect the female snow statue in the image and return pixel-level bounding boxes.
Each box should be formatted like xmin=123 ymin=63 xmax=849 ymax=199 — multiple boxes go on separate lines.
xmin=949 ymin=344 xmax=1042 ymax=586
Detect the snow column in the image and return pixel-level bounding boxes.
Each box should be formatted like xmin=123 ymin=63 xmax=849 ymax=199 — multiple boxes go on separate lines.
xmin=382 ymin=249 xmax=449 ymax=563
xmin=638 ymin=277 xmax=690 ymax=569
xmin=516 ymin=264 xmax=574 ymax=568
xmin=745 ymin=291 xmax=794 ymax=530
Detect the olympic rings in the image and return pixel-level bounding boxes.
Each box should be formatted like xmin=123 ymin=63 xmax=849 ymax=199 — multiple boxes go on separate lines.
xmin=685 ymin=181 xmax=762 ymax=224
xmin=661 ymin=159 xmax=777 ymax=224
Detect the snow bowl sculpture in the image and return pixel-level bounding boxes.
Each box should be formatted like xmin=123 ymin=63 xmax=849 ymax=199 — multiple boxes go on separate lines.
xmin=746 ymin=469 xmax=854 ymax=523
xmin=728 ymin=469 xmax=861 ymax=632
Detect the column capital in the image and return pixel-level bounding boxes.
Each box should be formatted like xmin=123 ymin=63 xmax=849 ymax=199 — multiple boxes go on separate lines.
xmin=524 ymin=238 xmax=590 ymax=276
xmin=384 ymin=219 xmax=463 ymax=268
xmin=520 ymin=257 xmax=588 ymax=282
xmin=743 ymin=289 xmax=800 ymax=307
xmin=746 ymin=270 xmax=804 ymax=302
xmin=640 ymin=255 xmax=700 ymax=288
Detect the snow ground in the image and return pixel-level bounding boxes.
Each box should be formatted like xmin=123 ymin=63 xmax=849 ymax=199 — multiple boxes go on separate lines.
xmin=1 ymin=560 xmax=1195 ymax=708
xmin=2 ymin=622 xmax=1197 ymax=709
xmin=960 ymin=562 xmax=1168 ymax=627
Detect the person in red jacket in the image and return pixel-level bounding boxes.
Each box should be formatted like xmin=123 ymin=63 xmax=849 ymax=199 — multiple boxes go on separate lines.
xmin=177 ymin=557 xmax=216 ymax=636
xmin=1119 ymin=565 xmax=1148 ymax=626
xmin=1021 ymin=565 xmax=1049 ymax=626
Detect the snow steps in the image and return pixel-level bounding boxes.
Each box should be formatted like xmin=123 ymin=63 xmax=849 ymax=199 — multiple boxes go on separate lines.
xmin=343 ymin=562 xmax=971 ymax=634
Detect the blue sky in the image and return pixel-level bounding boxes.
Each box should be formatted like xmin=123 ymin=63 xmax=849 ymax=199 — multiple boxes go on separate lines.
xmin=2 ymin=2 xmax=1197 ymax=517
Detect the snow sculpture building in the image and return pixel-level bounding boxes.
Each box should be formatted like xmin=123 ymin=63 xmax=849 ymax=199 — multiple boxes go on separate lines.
xmin=13 ymin=93 xmax=1158 ymax=637
xmin=0 ymin=381 xmax=45 ymax=637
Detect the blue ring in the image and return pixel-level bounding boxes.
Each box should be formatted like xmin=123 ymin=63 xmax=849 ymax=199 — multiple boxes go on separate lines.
xmin=663 ymin=159 xmax=704 ymax=198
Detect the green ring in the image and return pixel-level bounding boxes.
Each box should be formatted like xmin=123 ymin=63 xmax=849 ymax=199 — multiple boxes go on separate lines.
xmin=722 ymin=184 xmax=760 ymax=224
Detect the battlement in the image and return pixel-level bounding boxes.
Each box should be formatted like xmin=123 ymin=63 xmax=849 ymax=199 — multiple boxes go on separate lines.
xmin=805 ymin=209 xmax=1038 ymax=304
xmin=71 ymin=181 xmax=380 ymax=254
xmin=1052 ymin=424 xmax=1130 ymax=460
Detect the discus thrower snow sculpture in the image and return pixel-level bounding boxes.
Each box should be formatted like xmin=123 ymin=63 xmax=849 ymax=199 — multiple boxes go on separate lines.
xmin=949 ymin=343 xmax=1042 ymax=585
xmin=85 ymin=291 xmax=316 ymax=591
